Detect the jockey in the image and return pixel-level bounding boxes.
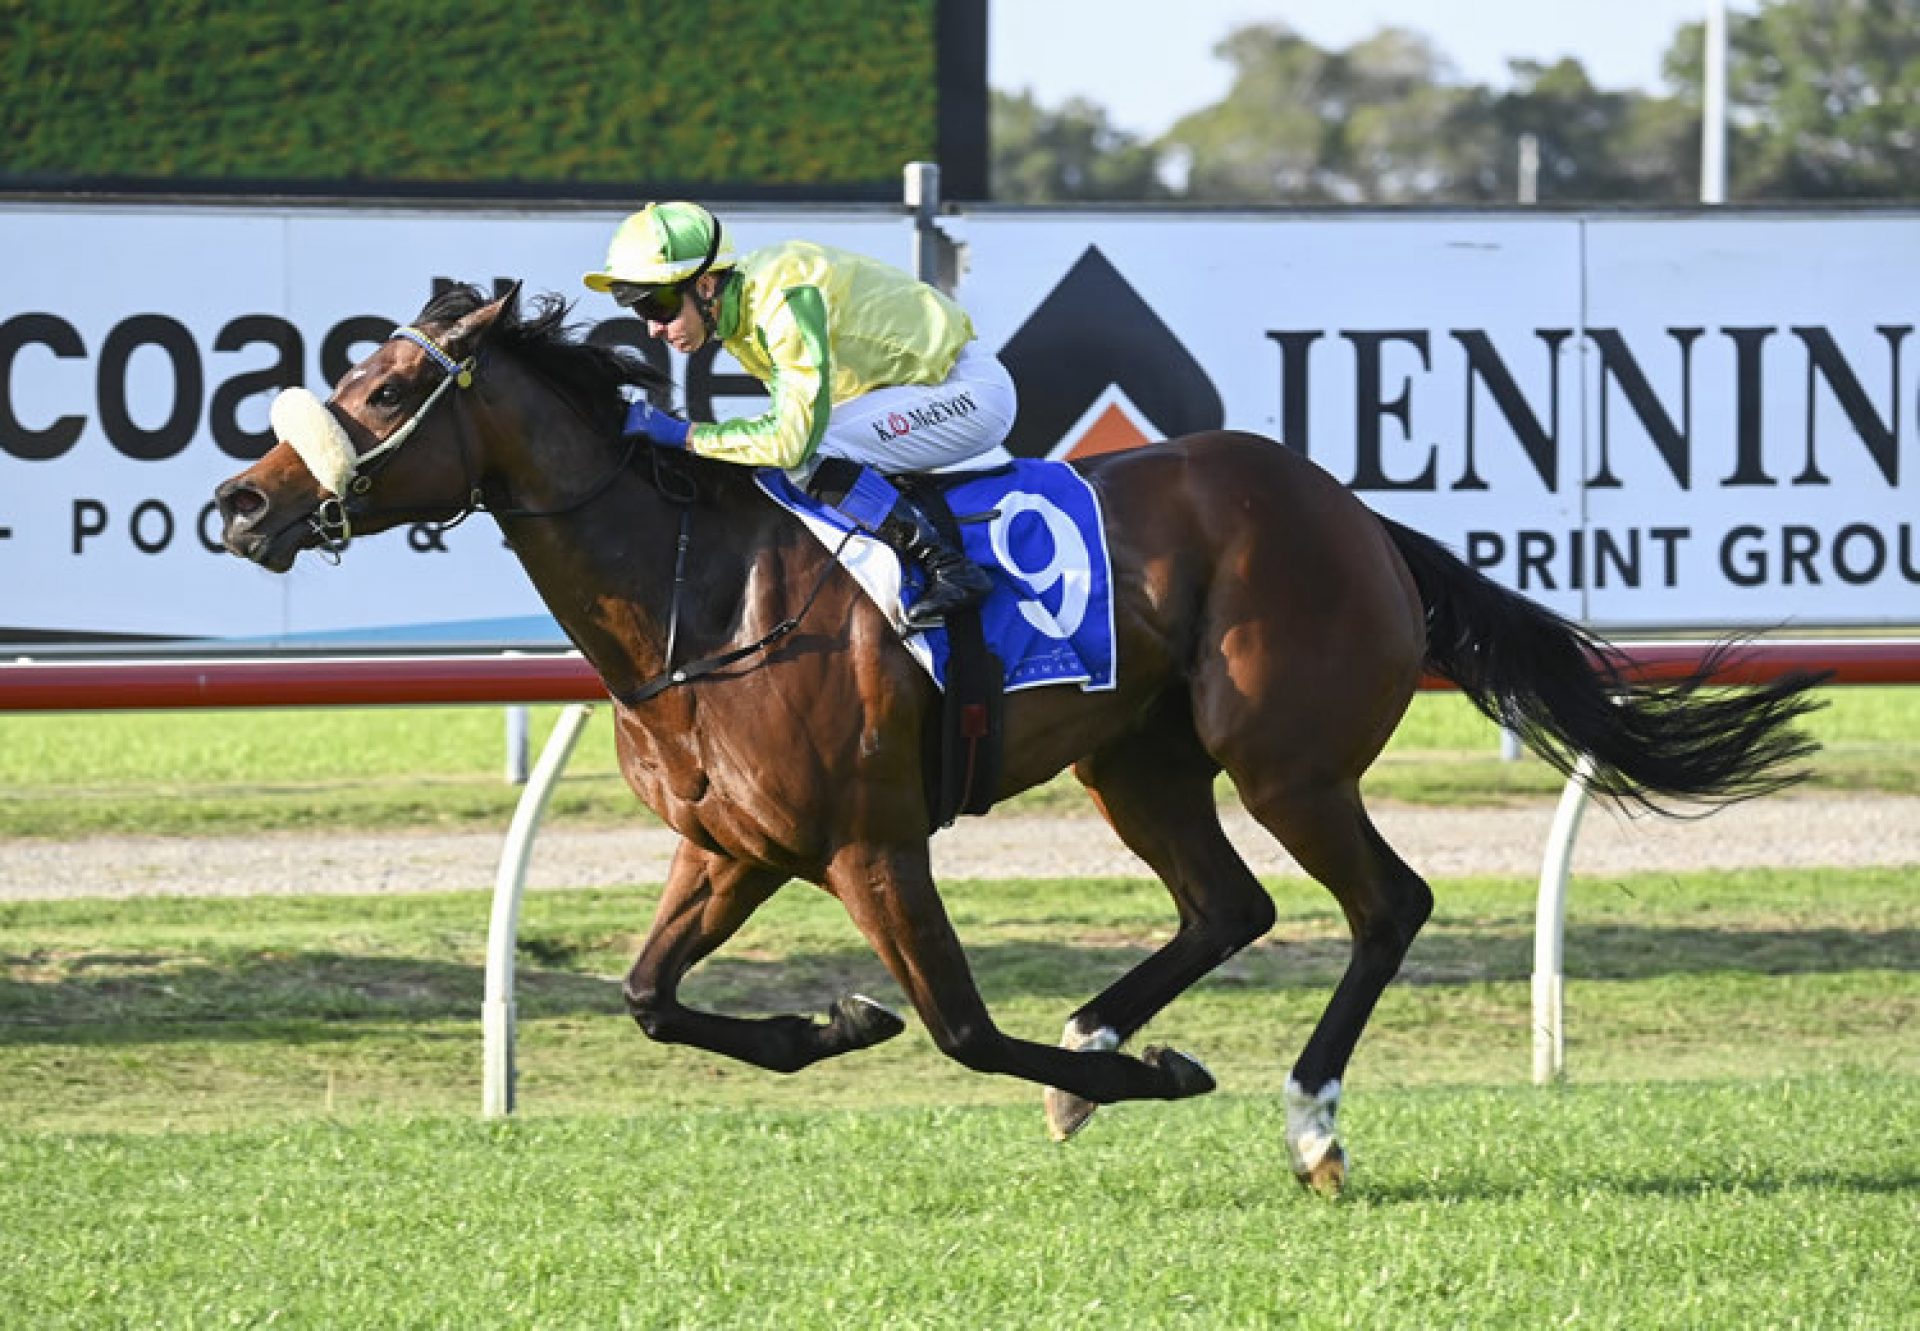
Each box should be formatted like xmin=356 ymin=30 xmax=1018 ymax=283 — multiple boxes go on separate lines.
xmin=584 ymin=200 xmax=1016 ymax=631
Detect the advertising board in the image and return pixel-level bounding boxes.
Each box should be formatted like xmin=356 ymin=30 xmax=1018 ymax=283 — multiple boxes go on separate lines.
xmin=962 ymin=211 xmax=1918 ymax=631
xmin=2 ymin=202 xmax=1913 ymax=651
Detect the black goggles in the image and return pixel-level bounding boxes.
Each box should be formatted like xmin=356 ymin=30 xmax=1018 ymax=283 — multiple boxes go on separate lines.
xmin=609 ymin=211 xmax=726 ymax=323
xmin=610 ymin=282 xmax=687 ymax=321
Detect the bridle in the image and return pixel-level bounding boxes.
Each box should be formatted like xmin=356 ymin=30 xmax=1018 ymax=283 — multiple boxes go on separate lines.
xmin=270 ymin=318 xmax=850 ymax=705
xmin=273 ymin=323 xmax=641 ymax=558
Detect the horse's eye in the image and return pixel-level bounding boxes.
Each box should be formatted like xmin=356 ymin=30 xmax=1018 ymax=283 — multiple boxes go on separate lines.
xmin=371 ymin=383 xmax=402 ymax=409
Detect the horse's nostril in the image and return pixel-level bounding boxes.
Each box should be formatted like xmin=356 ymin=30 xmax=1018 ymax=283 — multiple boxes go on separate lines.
xmin=223 ymin=484 xmax=266 ymax=520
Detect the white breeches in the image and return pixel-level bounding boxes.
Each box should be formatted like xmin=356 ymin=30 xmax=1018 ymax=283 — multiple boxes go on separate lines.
xmin=807 ymin=343 xmax=1018 ymax=477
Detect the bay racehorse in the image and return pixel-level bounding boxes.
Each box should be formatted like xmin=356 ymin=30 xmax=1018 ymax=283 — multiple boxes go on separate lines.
xmin=214 ymin=285 xmax=1823 ymax=1192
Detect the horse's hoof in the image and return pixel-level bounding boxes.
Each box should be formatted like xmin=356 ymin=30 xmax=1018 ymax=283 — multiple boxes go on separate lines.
xmin=1142 ymin=1045 xmax=1216 ymax=1100
xmin=1044 ymin=1086 xmax=1098 ymax=1142
xmin=831 ymin=993 xmax=905 ymax=1049
xmin=1294 ymin=1145 xmax=1348 ymax=1198
xmin=1045 ymin=1021 xmax=1120 ymax=1141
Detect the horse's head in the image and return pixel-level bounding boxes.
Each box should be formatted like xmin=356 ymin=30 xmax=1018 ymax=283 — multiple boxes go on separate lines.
xmin=215 ymin=283 xmax=539 ymax=571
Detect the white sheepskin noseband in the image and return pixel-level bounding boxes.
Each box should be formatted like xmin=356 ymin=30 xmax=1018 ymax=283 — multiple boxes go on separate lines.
xmin=270 ymin=388 xmax=357 ymax=498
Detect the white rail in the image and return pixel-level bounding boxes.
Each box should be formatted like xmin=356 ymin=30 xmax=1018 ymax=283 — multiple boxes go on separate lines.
xmin=6 ymin=639 xmax=1912 ymax=1111
xmin=1532 ymin=754 xmax=1596 ymax=1084
xmin=482 ymin=702 xmax=596 ymax=1118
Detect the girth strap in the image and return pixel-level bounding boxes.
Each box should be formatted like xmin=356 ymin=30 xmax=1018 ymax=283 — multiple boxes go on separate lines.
xmin=616 ymin=510 xmax=854 ymax=708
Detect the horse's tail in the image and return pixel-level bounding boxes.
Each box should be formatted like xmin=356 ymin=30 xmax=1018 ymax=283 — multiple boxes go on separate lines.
xmin=1379 ymin=516 xmax=1828 ymax=813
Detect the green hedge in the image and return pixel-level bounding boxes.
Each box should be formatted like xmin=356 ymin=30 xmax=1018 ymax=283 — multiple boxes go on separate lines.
xmin=1 ymin=0 xmax=937 ymax=189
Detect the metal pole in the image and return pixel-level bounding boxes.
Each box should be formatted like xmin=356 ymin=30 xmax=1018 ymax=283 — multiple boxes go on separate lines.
xmin=502 ymin=650 xmax=530 ymax=786
xmin=482 ymin=700 xmax=595 ymax=1117
xmin=903 ymin=160 xmax=942 ymax=287
xmin=1517 ymin=133 xmax=1540 ymax=205
xmin=504 ymin=704 xmax=530 ymax=785
xmin=1532 ymin=753 xmax=1595 ymax=1084
xmin=1701 ymin=0 xmax=1729 ymax=204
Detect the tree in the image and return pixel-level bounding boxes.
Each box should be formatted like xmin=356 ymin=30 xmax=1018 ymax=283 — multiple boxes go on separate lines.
xmin=1495 ymin=59 xmax=1696 ymax=203
xmin=1159 ymin=24 xmax=1511 ymax=204
xmin=1663 ymin=0 xmax=1919 ymax=199
xmin=1156 ymin=25 xmax=1351 ymax=201
xmin=988 ymin=2 xmax=1917 ymax=205
xmin=1339 ymin=29 xmax=1505 ymax=202
xmin=990 ymin=90 xmax=1170 ymax=202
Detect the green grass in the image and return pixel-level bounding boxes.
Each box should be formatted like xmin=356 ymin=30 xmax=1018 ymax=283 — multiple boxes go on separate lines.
xmin=2 ymin=691 xmax=1915 ymax=1326
xmin=3 ymin=864 xmax=1915 ymax=1327
xmin=0 ymin=705 xmax=639 ymax=837
xmin=1 ymin=686 xmax=1914 ymax=838
xmin=3 ymin=867 xmax=1913 ymax=1132
xmin=3 ymin=1082 xmax=1913 ymax=1330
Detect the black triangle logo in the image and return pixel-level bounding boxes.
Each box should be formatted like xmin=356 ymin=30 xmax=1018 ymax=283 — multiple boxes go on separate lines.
xmin=997 ymin=247 xmax=1224 ymax=459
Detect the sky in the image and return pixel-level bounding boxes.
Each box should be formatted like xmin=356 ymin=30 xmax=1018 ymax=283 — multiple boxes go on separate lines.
xmin=990 ymin=1 xmax=1732 ymax=137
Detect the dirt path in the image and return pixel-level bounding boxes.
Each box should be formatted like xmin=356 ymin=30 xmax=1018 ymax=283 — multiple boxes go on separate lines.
xmin=2 ymin=792 xmax=1914 ymax=902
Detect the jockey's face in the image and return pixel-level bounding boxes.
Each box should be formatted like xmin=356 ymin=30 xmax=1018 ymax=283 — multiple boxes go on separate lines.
xmin=645 ymin=274 xmax=721 ymax=354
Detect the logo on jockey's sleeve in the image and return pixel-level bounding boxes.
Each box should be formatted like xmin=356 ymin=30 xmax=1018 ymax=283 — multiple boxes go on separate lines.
xmin=871 ymin=390 xmax=979 ymax=443
xmin=997 ymin=247 xmax=1222 ymax=462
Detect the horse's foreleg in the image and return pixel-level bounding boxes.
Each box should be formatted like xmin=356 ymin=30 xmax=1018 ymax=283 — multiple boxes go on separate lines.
xmin=1244 ymin=782 xmax=1433 ymax=1194
xmin=623 ymin=842 xmax=905 ymax=1074
xmin=1043 ymin=738 xmax=1276 ymax=1140
xmin=826 ymin=842 xmax=1215 ymax=1109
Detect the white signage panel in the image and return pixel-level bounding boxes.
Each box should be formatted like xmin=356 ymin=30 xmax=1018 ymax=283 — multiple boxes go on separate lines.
xmin=959 ymin=211 xmax=1917 ymax=631
xmin=1579 ymin=216 xmax=1916 ymax=628
xmin=961 ymin=213 xmax=1589 ymax=619
xmin=0 ymin=203 xmax=914 ymax=650
xmin=2 ymin=203 xmax=1914 ymax=650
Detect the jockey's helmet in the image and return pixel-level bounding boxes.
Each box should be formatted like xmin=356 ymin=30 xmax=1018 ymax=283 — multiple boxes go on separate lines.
xmin=583 ymin=202 xmax=736 ymax=293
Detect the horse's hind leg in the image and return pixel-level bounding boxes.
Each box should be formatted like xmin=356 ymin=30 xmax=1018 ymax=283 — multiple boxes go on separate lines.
xmin=622 ymin=841 xmax=906 ymax=1074
xmin=1043 ymin=718 xmax=1277 ymax=1139
xmin=826 ymin=840 xmax=1216 ymax=1108
xmin=1238 ymin=779 xmax=1433 ymax=1193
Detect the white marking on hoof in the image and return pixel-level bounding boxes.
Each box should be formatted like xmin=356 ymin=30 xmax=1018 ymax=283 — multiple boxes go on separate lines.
xmin=1046 ymin=1020 xmax=1119 ymax=1143
xmin=1061 ymin=1019 xmax=1120 ymax=1054
xmin=847 ymin=993 xmax=899 ymax=1021
xmin=1044 ymin=1086 xmax=1096 ymax=1142
xmin=1285 ymin=1077 xmax=1343 ymax=1176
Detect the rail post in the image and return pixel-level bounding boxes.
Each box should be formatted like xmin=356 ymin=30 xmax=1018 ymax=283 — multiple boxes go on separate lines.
xmin=904 ymin=161 xmax=962 ymax=295
xmin=482 ymin=701 xmax=596 ymax=1117
xmin=1532 ymin=752 xmax=1595 ymax=1084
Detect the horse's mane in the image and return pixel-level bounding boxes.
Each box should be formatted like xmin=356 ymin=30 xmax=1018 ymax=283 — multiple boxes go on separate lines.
xmin=416 ymin=283 xmax=767 ymax=506
xmin=418 ymin=284 xmax=670 ymax=435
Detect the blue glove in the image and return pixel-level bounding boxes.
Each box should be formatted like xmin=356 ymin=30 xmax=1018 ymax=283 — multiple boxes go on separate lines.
xmin=622 ymin=399 xmax=691 ymax=447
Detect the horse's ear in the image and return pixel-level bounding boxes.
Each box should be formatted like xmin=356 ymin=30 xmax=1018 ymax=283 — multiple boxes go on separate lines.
xmin=444 ymin=281 xmax=523 ymax=356
xmin=494 ymin=279 xmax=523 ymax=321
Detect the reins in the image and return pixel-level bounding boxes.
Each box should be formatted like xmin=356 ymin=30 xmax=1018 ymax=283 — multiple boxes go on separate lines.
xmin=617 ymin=502 xmax=856 ymax=708
xmin=302 ymin=319 xmax=852 ymax=709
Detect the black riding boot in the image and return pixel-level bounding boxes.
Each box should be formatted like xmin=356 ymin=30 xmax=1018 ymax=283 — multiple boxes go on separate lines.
xmin=875 ymin=495 xmax=993 ymax=630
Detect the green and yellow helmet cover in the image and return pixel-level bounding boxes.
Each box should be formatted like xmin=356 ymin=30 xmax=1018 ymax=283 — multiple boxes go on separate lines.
xmin=583 ymin=202 xmax=736 ymax=292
